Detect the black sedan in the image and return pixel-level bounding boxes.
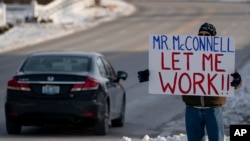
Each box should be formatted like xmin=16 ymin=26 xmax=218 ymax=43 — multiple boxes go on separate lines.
xmin=5 ymin=51 xmax=128 ymax=135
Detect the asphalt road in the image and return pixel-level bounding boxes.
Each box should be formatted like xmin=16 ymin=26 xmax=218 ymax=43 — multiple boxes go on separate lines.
xmin=0 ymin=0 xmax=250 ymax=140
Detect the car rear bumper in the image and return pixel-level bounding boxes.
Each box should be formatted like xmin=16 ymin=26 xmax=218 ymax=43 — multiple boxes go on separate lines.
xmin=5 ymin=100 xmax=103 ymax=126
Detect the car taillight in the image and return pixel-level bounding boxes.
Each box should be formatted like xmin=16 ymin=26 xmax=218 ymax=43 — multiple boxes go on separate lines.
xmin=71 ymin=77 xmax=99 ymax=91
xmin=7 ymin=77 xmax=31 ymax=91
xmin=83 ymin=111 xmax=94 ymax=117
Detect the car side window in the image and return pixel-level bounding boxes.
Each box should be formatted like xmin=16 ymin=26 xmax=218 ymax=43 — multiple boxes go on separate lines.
xmin=102 ymin=58 xmax=116 ymax=79
xmin=96 ymin=57 xmax=107 ymax=77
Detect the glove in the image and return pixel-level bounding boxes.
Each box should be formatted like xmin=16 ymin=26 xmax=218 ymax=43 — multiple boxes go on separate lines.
xmin=231 ymin=72 xmax=241 ymax=87
xmin=137 ymin=69 xmax=149 ymax=83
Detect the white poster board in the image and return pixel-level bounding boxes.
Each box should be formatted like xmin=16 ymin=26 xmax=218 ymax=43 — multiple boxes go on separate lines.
xmin=149 ymin=35 xmax=235 ymax=97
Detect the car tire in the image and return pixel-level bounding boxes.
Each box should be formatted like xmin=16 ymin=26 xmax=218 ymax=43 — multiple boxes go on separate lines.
xmin=94 ymin=101 xmax=109 ymax=135
xmin=6 ymin=119 xmax=21 ymax=134
xmin=111 ymin=95 xmax=125 ymax=127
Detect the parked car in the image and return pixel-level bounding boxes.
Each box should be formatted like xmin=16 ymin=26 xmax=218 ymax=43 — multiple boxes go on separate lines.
xmin=5 ymin=51 xmax=128 ymax=135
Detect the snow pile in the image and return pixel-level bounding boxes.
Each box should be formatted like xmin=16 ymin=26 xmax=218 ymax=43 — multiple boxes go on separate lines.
xmin=0 ymin=0 xmax=136 ymax=53
xmin=120 ymin=134 xmax=231 ymax=141
xmin=140 ymin=134 xmax=187 ymax=141
xmin=223 ymin=63 xmax=250 ymax=126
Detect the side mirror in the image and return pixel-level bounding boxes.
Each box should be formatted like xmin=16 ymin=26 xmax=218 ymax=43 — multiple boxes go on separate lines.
xmin=117 ymin=71 xmax=128 ymax=82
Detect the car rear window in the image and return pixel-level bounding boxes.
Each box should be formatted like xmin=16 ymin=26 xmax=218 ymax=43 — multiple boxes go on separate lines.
xmin=21 ymin=55 xmax=91 ymax=72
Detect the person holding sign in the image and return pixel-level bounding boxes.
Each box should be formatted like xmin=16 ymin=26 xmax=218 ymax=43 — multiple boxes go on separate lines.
xmin=137 ymin=22 xmax=242 ymax=141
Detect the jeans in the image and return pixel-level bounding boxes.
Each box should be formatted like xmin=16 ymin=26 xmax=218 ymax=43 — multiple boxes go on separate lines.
xmin=185 ymin=105 xmax=224 ymax=141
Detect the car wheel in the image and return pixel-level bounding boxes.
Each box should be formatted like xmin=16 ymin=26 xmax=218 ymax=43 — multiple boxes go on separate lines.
xmin=94 ymin=101 xmax=109 ymax=135
xmin=6 ymin=119 xmax=21 ymax=134
xmin=111 ymin=95 xmax=125 ymax=127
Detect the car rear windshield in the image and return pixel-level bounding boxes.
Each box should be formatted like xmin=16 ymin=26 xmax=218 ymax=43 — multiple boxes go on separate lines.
xmin=20 ymin=55 xmax=91 ymax=72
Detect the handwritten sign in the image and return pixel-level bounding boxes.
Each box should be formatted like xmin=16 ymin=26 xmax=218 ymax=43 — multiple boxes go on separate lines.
xmin=149 ymin=35 xmax=235 ymax=97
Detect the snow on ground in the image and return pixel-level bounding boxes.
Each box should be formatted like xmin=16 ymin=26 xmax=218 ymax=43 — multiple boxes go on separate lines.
xmin=0 ymin=0 xmax=136 ymax=53
xmin=1 ymin=0 xmax=250 ymax=141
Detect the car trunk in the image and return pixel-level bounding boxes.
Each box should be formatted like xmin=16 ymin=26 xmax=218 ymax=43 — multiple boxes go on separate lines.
xmin=8 ymin=73 xmax=90 ymax=99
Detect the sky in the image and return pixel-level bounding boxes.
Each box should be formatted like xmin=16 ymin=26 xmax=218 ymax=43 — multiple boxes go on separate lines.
xmin=1 ymin=0 xmax=250 ymax=141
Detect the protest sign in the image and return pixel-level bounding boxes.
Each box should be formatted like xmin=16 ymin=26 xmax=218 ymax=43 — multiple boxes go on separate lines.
xmin=149 ymin=35 xmax=235 ymax=97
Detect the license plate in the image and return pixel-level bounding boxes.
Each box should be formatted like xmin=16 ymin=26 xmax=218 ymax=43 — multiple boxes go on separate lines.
xmin=42 ymin=85 xmax=60 ymax=95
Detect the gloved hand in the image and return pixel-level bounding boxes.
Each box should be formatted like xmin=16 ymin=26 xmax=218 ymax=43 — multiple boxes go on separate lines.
xmin=137 ymin=69 xmax=149 ymax=83
xmin=231 ymin=72 xmax=241 ymax=87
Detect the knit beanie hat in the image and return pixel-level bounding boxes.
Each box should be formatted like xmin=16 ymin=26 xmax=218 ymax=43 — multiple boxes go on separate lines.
xmin=199 ymin=22 xmax=217 ymax=36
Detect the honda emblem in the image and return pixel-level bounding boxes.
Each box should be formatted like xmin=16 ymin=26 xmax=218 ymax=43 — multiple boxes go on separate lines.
xmin=47 ymin=76 xmax=54 ymax=81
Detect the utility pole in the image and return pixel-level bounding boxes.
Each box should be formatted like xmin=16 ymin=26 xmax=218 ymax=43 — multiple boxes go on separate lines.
xmin=94 ymin=0 xmax=101 ymax=6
